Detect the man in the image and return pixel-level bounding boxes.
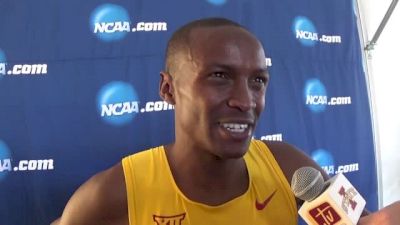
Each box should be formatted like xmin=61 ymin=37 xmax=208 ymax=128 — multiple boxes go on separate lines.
xmin=53 ymin=18 xmax=399 ymax=225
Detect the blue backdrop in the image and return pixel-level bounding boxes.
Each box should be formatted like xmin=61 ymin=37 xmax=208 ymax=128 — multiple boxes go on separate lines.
xmin=0 ymin=0 xmax=377 ymax=224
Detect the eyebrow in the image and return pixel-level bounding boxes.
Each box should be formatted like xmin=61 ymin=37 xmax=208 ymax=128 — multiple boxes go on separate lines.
xmin=255 ymin=68 xmax=269 ymax=74
xmin=205 ymin=63 xmax=269 ymax=73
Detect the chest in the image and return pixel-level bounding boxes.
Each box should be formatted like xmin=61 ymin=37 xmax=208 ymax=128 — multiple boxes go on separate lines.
xmin=132 ymin=181 xmax=295 ymax=225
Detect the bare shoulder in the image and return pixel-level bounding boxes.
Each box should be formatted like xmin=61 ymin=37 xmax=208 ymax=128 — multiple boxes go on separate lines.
xmin=55 ymin=163 xmax=128 ymax=225
xmin=358 ymin=201 xmax=400 ymax=225
xmin=262 ymin=140 xmax=329 ymax=183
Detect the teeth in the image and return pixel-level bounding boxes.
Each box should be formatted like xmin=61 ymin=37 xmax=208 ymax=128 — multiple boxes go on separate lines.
xmin=222 ymin=123 xmax=249 ymax=133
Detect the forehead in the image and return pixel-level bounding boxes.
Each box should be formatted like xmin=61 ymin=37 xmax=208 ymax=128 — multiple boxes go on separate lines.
xmin=187 ymin=26 xmax=266 ymax=70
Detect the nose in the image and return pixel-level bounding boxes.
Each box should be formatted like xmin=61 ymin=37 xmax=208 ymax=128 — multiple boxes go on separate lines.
xmin=227 ymin=81 xmax=256 ymax=112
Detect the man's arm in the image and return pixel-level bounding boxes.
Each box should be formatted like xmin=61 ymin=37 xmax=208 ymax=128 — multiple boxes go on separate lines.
xmin=265 ymin=140 xmax=400 ymax=224
xmin=358 ymin=201 xmax=400 ymax=225
xmin=265 ymin=141 xmax=329 ymax=207
xmin=265 ymin=140 xmax=330 ymax=181
xmin=52 ymin=163 xmax=128 ymax=225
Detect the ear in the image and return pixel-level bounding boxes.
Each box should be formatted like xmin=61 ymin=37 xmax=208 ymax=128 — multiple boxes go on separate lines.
xmin=159 ymin=71 xmax=175 ymax=105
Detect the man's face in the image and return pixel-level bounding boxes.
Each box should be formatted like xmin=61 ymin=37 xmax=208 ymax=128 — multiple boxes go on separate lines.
xmin=170 ymin=26 xmax=269 ymax=159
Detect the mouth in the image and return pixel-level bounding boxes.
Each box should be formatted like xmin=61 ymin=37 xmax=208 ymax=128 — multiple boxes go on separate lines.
xmin=218 ymin=118 xmax=255 ymax=141
xmin=221 ymin=123 xmax=249 ymax=133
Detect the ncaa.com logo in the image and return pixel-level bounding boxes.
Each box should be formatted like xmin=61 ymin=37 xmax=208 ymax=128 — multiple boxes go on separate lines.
xmin=259 ymin=133 xmax=283 ymax=141
xmin=304 ymin=78 xmax=352 ymax=113
xmin=97 ymin=81 xmax=174 ymax=126
xmin=206 ymin=0 xmax=227 ymax=6
xmin=311 ymin=149 xmax=359 ymax=175
xmin=0 ymin=140 xmax=11 ymax=181
xmin=0 ymin=49 xmax=48 ymax=77
xmin=265 ymin=58 xmax=272 ymax=67
xmin=292 ymin=16 xmax=342 ymax=47
xmin=0 ymin=139 xmax=54 ymax=182
xmin=90 ymin=4 xmax=168 ymax=42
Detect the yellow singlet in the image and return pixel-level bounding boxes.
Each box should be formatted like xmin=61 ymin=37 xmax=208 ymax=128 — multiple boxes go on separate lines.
xmin=122 ymin=140 xmax=297 ymax=225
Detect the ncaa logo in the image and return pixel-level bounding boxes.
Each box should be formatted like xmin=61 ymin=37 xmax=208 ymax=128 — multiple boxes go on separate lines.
xmin=292 ymin=16 xmax=318 ymax=47
xmin=90 ymin=4 xmax=131 ymax=42
xmin=0 ymin=140 xmax=11 ymax=181
xmin=97 ymin=81 xmax=139 ymax=126
xmin=206 ymin=0 xmax=227 ymax=6
xmin=304 ymin=79 xmax=327 ymax=113
xmin=0 ymin=49 xmax=6 ymax=78
xmin=0 ymin=49 xmax=5 ymax=63
xmin=311 ymin=149 xmax=335 ymax=172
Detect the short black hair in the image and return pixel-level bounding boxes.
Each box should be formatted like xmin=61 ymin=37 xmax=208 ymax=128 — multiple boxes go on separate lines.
xmin=165 ymin=17 xmax=243 ymax=74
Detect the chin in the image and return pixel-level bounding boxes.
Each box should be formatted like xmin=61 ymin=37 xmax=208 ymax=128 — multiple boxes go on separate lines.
xmin=214 ymin=142 xmax=250 ymax=160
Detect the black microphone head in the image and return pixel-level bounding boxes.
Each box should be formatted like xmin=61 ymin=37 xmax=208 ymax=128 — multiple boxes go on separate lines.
xmin=291 ymin=166 xmax=325 ymax=202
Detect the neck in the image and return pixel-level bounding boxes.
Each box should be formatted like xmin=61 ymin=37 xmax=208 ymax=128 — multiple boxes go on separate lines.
xmin=164 ymin=141 xmax=249 ymax=205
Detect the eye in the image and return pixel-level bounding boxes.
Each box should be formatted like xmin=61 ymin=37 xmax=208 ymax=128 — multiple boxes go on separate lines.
xmin=211 ymin=72 xmax=228 ymax=79
xmin=253 ymin=76 xmax=268 ymax=85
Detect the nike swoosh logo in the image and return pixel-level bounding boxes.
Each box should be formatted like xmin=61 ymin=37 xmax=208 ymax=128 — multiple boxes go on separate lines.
xmin=255 ymin=190 xmax=277 ymax=210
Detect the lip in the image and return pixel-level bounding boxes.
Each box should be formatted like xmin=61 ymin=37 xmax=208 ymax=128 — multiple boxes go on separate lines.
xmin=217 ymin=119 xmax=254 ymax=141
xmin=218 ymin=118 xmax=255 ymax=126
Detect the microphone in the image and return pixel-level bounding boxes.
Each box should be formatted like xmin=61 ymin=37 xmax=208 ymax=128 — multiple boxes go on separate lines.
xmin=291 ymin=167 xmax=366 ymax=225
